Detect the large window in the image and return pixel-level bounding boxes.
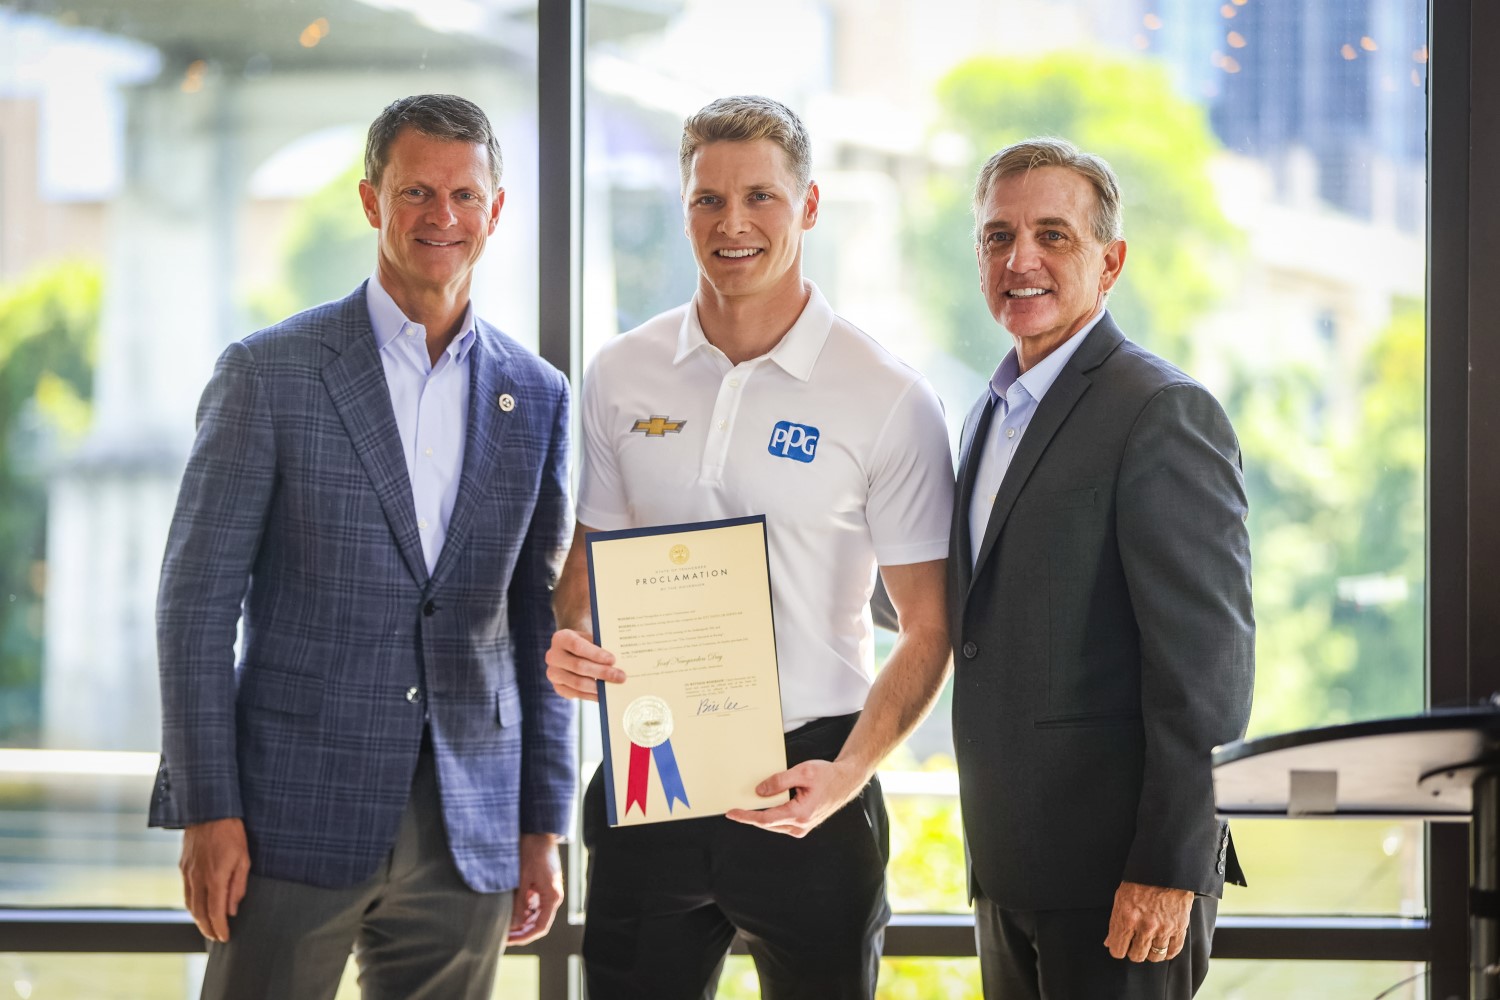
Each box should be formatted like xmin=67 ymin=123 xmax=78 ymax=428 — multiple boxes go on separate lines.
xmin=1 ymin=0 xmax=1489 ymax=997
xmin=0 ymin=3 xmax=545 ymax=757
xmin=579 ymin=0 xmax=1428 ymax=995
xmin=0 ymin=2 xmax=540 ymax=993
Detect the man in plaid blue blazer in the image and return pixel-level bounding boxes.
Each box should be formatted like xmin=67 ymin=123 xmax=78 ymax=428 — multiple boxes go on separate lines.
xmin=149 ymin=94 xmax=576 ymax=999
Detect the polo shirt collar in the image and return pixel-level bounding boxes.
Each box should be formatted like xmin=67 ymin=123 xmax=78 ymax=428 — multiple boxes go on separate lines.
xmin=366 ymin=272 xmax=478 ymax=363
xmin=674 ymin=281 xmax=834 ymax=383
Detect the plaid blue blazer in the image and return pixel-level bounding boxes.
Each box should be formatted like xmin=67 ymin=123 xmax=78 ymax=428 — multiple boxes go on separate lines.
xmin=149 ymin=283 xmax=576 ymax=893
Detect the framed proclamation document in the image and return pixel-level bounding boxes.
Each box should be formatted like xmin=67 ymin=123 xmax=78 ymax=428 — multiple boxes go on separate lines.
xmin=586 ymin=516 xmax=789 ymax=826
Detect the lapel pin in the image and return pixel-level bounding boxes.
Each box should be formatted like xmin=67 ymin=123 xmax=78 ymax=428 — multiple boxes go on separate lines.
xmin=498 ymin=393 xmax=515 ymax=412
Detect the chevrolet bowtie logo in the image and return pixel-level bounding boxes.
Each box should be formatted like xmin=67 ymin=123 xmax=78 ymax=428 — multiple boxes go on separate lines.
xmin=632 ymin=415 xmax=686 ymax=437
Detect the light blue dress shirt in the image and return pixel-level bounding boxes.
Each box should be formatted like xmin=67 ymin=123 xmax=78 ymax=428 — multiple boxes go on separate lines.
xmin=366 ymin=274 xmax=476 ymax=576
xmin=968 ymin=310 xmax=1105 ymax=567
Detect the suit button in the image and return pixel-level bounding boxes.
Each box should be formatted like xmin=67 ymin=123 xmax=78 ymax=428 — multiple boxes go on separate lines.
xmin=962 ymin=641 xmax=978 ymax=659
xmin=423 ymin=600 xmax=438 ymax=617
xmin=406 ymin=687 xmax=422 ymax=703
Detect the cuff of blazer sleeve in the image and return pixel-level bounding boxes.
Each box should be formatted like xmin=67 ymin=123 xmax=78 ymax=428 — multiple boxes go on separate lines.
xmin=1122 ymin=815 xmax=1236 ymax=893
xmin=147 ymin=785 xmax=243 ymax=830
xmin=520 ymin=800 xmax=575 ymax=840
xmin=146 ymin=756 xmax=244 ymax=829
xmin=1121 ymin=817 xmax=1233 ymax=898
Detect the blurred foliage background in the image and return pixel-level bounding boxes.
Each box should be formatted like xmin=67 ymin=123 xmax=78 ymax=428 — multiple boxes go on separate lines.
xmin=0 ymin=261 xmax=99 ymax=746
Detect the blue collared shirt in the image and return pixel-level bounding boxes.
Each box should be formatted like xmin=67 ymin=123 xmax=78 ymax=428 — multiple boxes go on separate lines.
xmin=968 ymin=310 xmax=1104 ymax=567
xmin=367 ymin=274 xmax=476 ymax=576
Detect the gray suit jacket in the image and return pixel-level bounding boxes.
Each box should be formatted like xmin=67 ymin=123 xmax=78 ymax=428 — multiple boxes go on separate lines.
xmin=150 ymin=284 xmax=576 ymax=893
xmin=950 ymin=312 xmax=1253 ymax=910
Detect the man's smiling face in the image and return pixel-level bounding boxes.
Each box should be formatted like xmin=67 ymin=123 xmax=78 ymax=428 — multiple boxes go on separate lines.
xmin=359 ymin=127 xmax=502 ymax=303
xmin=682 ymin=138 xmax=817 ymax=305
xmin=975 ymin=165 xmax=1125 ymax=368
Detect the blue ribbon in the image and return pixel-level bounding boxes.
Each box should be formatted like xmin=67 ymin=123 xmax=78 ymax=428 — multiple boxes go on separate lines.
xmin=651 ymin=739 xmax=691 ymax=813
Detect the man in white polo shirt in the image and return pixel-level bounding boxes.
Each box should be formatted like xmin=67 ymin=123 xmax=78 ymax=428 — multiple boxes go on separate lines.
xmin=545 ymin=95 xmax=954 ymax=998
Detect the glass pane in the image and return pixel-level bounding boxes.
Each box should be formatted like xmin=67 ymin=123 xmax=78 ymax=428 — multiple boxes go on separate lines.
xmin=0 ymin=952 xmax=539 ymax=999
xmin=1220 ymin=819 xmax=1423 ymax=916
xmin=876 ymin=960 xmax=983 ymax=1000
xmin=717 ymin=957 xmax=1427 ymax=998
xmin=334 ymin=953 xmax=539 ymax=998
xmin=723 ymin=959 xmax=984 ymax=1000
xmin=0 ymin=954 xmax=205 ymax=1000
xmin=0 ymin=953 xmax=1421 ymax=1000
xmin=1201 ymin=959 xmax=1425 ymax=999
xmin=720 ymin=957 xmax=988 ymax=1000
xmin=582 ymin=0 xmax=1427 ymax=924
xmin=885 ymin=784 xmax=968 ymax=915
xmin=0 ymin=766 xmax=179 ymax=906
xmin=0 ymin=0 xmax=540 ymax=908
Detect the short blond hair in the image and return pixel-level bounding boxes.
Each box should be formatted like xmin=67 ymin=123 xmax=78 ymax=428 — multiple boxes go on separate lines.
xmin=679 ymin=95 xmax=812 ymax=192
xmin=971 ymin=137 xmax=1122 ymax=245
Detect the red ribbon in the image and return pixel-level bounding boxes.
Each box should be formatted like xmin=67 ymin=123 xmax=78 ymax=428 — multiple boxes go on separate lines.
xmin=626 ymin=742 xmax=650 ymax=815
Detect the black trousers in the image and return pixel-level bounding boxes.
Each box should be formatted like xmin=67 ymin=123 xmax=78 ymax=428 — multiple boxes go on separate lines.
xmin=975 ymin=891 xmax=1217 ymax=1000
xmin=581 ymin=712 xmax=891 ymax=1000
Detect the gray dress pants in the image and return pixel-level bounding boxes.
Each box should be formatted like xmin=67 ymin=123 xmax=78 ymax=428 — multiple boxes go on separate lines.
xmin=199 ymin=744 xmax=515 ymax=1000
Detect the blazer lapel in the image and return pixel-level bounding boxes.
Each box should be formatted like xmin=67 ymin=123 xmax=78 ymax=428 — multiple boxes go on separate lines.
xmin=428 ymin=324 xmax=519 ymax=592
xmin=951 ymin=393 xmax=994 ymax=599
xmin=968 ymin=315 xmax=1126 ymax=590
xmin=321 ymin=285 xmax=428 ymax=587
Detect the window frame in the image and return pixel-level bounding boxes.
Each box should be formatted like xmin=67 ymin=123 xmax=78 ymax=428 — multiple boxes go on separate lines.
xmin=4 ymin=0 xmax=1495 ymax=996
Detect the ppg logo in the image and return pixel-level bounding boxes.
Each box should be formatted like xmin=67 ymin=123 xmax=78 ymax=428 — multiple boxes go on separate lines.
xmin=768 ymin=421 xmax=820 ymax=463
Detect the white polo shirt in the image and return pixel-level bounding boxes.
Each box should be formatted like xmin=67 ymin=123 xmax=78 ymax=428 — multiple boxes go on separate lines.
xmin=577 ymin=283 xmax=953 ymax=730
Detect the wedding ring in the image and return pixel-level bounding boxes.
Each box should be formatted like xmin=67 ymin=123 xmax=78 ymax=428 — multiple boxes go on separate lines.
xmin=1149 ymin=945 xmax=1168 ymax=955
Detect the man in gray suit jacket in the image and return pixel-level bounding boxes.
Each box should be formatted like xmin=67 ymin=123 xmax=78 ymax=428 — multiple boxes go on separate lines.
xmin=150 ymin=94 xmax=575 ymax=999
xmin=950 ymin=138 xmax=1254 ymax=998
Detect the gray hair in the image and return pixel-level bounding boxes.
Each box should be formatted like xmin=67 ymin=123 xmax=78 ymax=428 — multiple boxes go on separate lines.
xmin=679 ymin=95 xmax=812 ymax=192
xmin=971 ymin=137 xmax=1122 ymax=245
xmin=365 ymin=94 xmax=502 ymax=190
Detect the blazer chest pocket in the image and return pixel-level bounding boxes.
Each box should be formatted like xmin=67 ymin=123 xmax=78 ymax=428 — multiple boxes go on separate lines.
xmin=238 ymin=666 xmax=324 ymax=716
xmin=1006 ymin=487 xmax=1101 ymax=571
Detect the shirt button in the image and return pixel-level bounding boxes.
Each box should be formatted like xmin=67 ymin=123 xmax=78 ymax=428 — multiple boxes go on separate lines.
xmin=405 ymin=686 xmax=422 ymax=703
xmin=1006 ymin=427 xmax=1016 ymax=439
xmin=718 ymin=420 xmax=728 ymax=431
xmin=729 ymin=378 xmax=740 ymax=388
xmin=418 ymin=518 xmax=428 ymax=530
xmin=962 ymin=641 xmax=979 ymax=659
xmin=424 ymin=447 xmax=433 ymax=457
